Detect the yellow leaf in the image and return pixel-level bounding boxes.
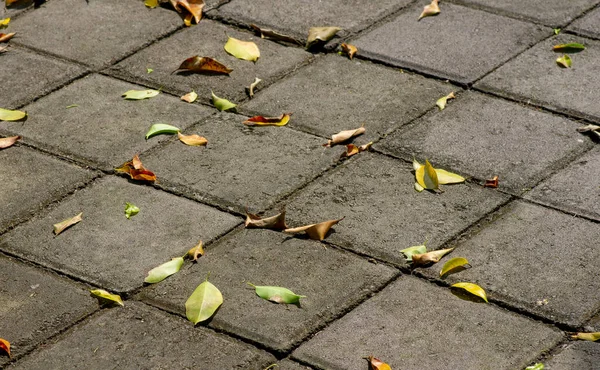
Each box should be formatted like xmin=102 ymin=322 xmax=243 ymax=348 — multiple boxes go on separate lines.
xmin=413 ymin=159 xmax=464 ymax=186
xmin=90 ymin=289 xmax=124 ymax=306
xmin=144 ymin=0 xmax=158 ymax=8
xmin=53 ymin=212 xmax=83 ymax=236
xmin=416 ymin=159 xmax=439 ymax=190
xmin=341 ymin=43 xmax=357 ymax=60
xmin=411 ymin=248 xmax=454 ymax=267
xmin=436 ymin=92 xmax=455 ymax=110
xmin=0 ymin=18 xmax=10 ymax=29
xmin=243 ymin=113 xmax=290 ymax=127
xmin=224 ymin=37 xmax=260 ymax=62
xmin=186 ymin=241 xmax=205 ymax=261
xmin=178 ymin=132 xmax=207 ymax=146
xmin=0 ymin=108 xmax=27 ymax=121
xmin=341 ymin=142 xmax=372 ymax=158
xmin=570 ymin=332 xmax=600 ymax=342
xmin=440 ymin=257 xmax=470 ymax=278
xmin=451 ymin=282 xmax=488 ymax=303
xmin=367 ymin=356 xmax=392 ymax=370
xmin=284 ymin=218 xmax=344 ymax=241
xmin=556 ymin=54 xmax=572 ymax=68
xmin=419 ymin=0 xmax=440 ymax=20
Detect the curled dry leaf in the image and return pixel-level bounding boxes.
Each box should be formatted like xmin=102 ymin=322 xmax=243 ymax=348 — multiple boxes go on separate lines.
xmin=366 ymin=356 xmax=392 ymax=370
xmin=0 ymin=338 xmax=11 ymax=359
xmin=556 ymin=55 xmax=572 ymax=68
xmin=122 ymin=89 xmax=159 ymax=100
xmin=577 ymin=124 xmax=600 ymax=139
xmin=0 ymin=135 xmax=20 ymax=149
xmin=145 ymin=257 xmax=184 ymax=283
xmin=174 ymin=56 xmax=232 ymax=75
xmin=169 ymin=0 xmax=205 ymax=26
xmin=414 ymin=159 xmax=464 ymax=192
xmin=224 ymin=37 xmax=260 ymax=62
xmin=250 ymin=24 xmax=301 ymax=45
xmin=0 ymin=45 xmax=8 ymax=53
xmin=124 ymin=202 xmax=139 ymax=219
xmin=186 ymin=276 xmax=223 ymax=324
xmin=0 ymin=32 xmax=15 ymax=42
xmin=53 ymin=212 xmax=83 ymax=236
xmin=186 ymin=241 xmax=204 ymax=261
xmin=248 ymin=283 xmax=306 ymax=304
xmin=284 ymin=217 xmax=344 ymax=241
xmin=145 ymin=123 xmax=180 ymax=139
xmin=243 ymin=113 xmax=290 ymax=127
xmin=484 ymin=175 xmax=499 ymax=188
xmin=552 ymin=43 xmax=585 ymax=53
xmin=211 ymin=91 xmax=237 ymax=111
xmin=181 ymin=90 xmax=198 ymax=103
xmin=451 ymin=282 xmax=488 ymax=303
xmin=178 ymin=132 xmax=207 ymax=146
xmin=144 ymin=0 xmax=158 ymax=8
xmin=411 ymin=247 xmax=454 ymax=267
xmin=306 ymin=26 xmax=341 ymax=49
xmin=245 ymin=209 xmax=287 ymax=230
xmin=247 ymin=77 xmax=262 ymax=98
xmin=419 ymin=0 xmax=440 ymax=20
xmin=0 ymin=108 xmax=27 ymax=121
xmin=324 ymin=125 xmax=365 ymax=147
xmin=341 ymin=43 xmax=357 ymax=60
xmin=401 ymin=243 xmax=427 ymax=262
xmin=570 ymin=332 xmax=600 ymax=342
xmin=440 ymin=257 xmax=470 ymax=278
xmin=90 ymin=289 xmax=124 ymax=306
xmin=436 ymin=92 xmax=455 ymax=110
xmin=115 ymin=155 xmax=157 ymax=183
xmin=341 ymin=142 xmax=372 ymax=158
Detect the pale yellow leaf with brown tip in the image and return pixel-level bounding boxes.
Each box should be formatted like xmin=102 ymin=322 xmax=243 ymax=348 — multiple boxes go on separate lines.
xmin=419 ymin=0 xmax=440 ymax=20
xmin=178 ymin=132 xmax=207 ymax=146
xmin=367 ymin=356 xmax=392 ymax=370
xmin=436 ymin=92 xmax=455 ymax=110
xmin=245 ymin=209 xmax=287 ymax=230
xmin=570 ymin=332 xmax=600 ymax=341
xmin=90 ymin=289 xmax=124 ymax=306
xmin=181 ymin=91 xmax=198 ymax=103
xmin=224 ymin=37 xmax=260 ymax=62
xmin=306 ymin=26 xmax=341 ymax=49
xmin=324 ymin=125 xmax=365 ymax=147
xmin=451 ymin=282 xmax=488 ymax=303
xmin=284 ymin=218 xmax=344 ymax=241
xmin=0 ymin=135 xmax=20 ymax=149
xmin=53 ymin=212 xmax=82 ymax=235
xmin=411 ymin=247 xmax=454 ymax=267
xmin=186 ymin=241 xmax=205 ymax=261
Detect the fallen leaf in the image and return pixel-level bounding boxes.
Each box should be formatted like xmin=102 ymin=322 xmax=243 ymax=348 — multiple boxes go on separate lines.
xmin=554 ymin=28 xmax=561 ymax=35
xmin=66 ymin=104 xmax=78 ymax=109
xmin=124 ymin=202 xmax=139 ymax=219
xmin=0 ymin=338 xmax=11 ymax=359
xmin=248 ymin=283 xmax=305 ymax=304
xmin=0 ymin=135 xmax=20 ymax=149
xmin=209 ymin=91 xmax=236 ymax=111
xmin=440 ymin=257 xmax=470 ymax=278
xmin=306 ymin=26 xmax=341 ymax=49
xmin=284 ymin=217 xmax=344 ymax=241
xmin=132 ymin=154 xmax=143 ymax=170
xmin=484 ymin=175 xmax=499 ymax=188
xmin=324 ymin=125 xmax=365 ymax=147
xmin=556 ymin=54 xmax=572 ymax=68
xmin=122 ymin=89 xmax=159 ymax=100
xmin=451 ymin=282 xmax=488 ymax=303
xmin=90 ymin=289 xmax=124 ymax=306
xmin=53 ymin=212 xmax=83 ymax=235
xmin=570 ymin=332 xmax=600 ymax=342
xmin=366 ymin=356 xmax=392 ymax=370
xmin=415 ymin=159 xmax=439 ymax=192
xmin=115 ymin=155 xmax=157 ymax=183
xmin=411 ymin=247 xmax=454 ymax=267
xmin=341 ymin=142 xmax=372 ymax=158
xmin=414 ymin=159 xmax=464 ymax=192
xmin=173 ymin=56 xmax=232 ymax=75
xmin=436 ymin=92 xmax=455 ymax=110
xmin=243 ymin=113 xmax=290 ymax=126
xmin=247 ymin=77 xmax=262 ymax=98
xmin=341 ymin=43 xmax=357 ymax=60
xmin=147 ymin=68 xmax=153 ymax=74
xmin=181 ymin=90 xmax=198 ymax=103
xmin=552 ymin=43 xmax=585 ymax=53
xmin=144 ymin=0 xmax=158 ymax=8
xmin=145 ymin=123 xmax=180 ymax=139
xmin=525 ymin=364 xmax=544 ymax=370
xmin=245 ymin=209 xmax=287 ymax=230
xmin=263 ymin=365 xmax=279 ymax=370
xmin=145 ymin=257 xmax=184 ymax=283
xmin=186 ymin=276 xmax=223 ymax=324
xmin=224 ymin=36 xmax=260 ymax=62
xmin=0 ymin=45 xmax=8 ymax=53
xmin=186 ymin=241 xmax=204 ymax=261
xmin=250 ymin=24 xmax=302 ymax=45
xmin=419 ymin=0 xmax=440 ymax=20
xmin=0 ymin=18 xmax=10 ymax=28
xmin=0 ymin=108 xmax=27 ymax=121
xmin=577 ymin=124 xmax=600 ymax=139
xmin=0 ymin=32 xmax=15 ymax=42
xmin=169 ymin=0 xmax=204 ymax=26
xmin=178 ymin=132 xmax=207 ymax=146
xmin=401 ymin=243 xmax=427 ymax=262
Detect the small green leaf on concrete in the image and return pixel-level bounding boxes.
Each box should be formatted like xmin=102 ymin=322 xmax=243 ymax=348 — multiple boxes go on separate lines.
xmin=0 ymin=18 xmax=10 ymax=29
xmin=306 ymin=26 xmax=341 ymax=49
xmin=186 ymin=277 xmax=223 ymax=324
xmin=525 ymin=363 xmax=544 ymax=370
xmin=0 ymin=108 xmax=27 ymax=121
xmin=211 ymin=91 xmax=237 ymax=111
xmin=144 ymin=257 xmax=184 ymax=284
xmin=145 ymin=0 xmax=158 ymax=8
xmin=90 ymin=289 xmax=124 ymax=306
xmin=556 ymin=54 xmax=572 ymax=68
xmin=248 ymin=283 xmax=305 ymax=304
xmin=570 ymin=332 xmax=600 ymax=342
xmin=436 ymin=92 xmax=455 ymax=110
xmin=145 ymin=123 xmax=180 ymax=139
xmin=224 ymin=37 xmax=260 ymax=62
xmin=66 ymin=104 xmax=79 ymax=109
xmin=401 ymin=243 xmax=427 ymax=262
xmin=451 ymin=282 xmax=488 ymax=303
xmin=147 ymin=68 xmax=154 ymax=74
xmin=124 ymin=202 xmax=139 ymax=219
xmin=122 ymin=89 xmax=159 ymax=100
xmin=553 ymin=28 xmax=561 ymax=35
xmin=440 ymin=257 xmax=470 ymax=278
xmin=552 ymin=43 xmax=585 ymax=53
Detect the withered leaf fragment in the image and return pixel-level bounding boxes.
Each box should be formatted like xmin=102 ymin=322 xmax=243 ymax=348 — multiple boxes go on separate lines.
xmin=556 ymin=54 xmax=572 ymax=68
xmin=484 ymin=175 xmax=499 ymax=188
xmin=53 ymin=212 xmax=83 ymax=236
xmin=341 ymin=43 xmax=357 ymax=60
xmin=366 ymin=356 xmax=392 ymax=370
xmin=115 ymin=155 xmax=157 ymax=183
xmin=186 ymin=241 xmax=204 ymax=261
xmin=324 ymin=125 xmax=365 ymax=147
xmin=247 ymin=77 xmax=262 ymax=98
xmin=284 ymin=217 xmax=344 ymax=241
xmin=411 ymin=247 xmax=454 ymax=267
xmin=0 ymin=32 xmax=15 ymax=42
xmin=181 ymin=90 xmax=198 ymax=103
xmin=90 ymin=289 xmax=124 ymax=306
xmin=250 ymin=24 xmax=302 ymax=45
xmin=570 ymin=332 xmax=600 ymax=342
xmin=169 ymin=0 xmax=205 ymax=26
xmin=178 ymin=132 xmax=207 ymax=146
xmin=0 ymin=338 xmax=11 ymax=359
xmin=436 ymin=92 xmax=455 ymax=110
xmin=577 ymin=124 xmax=600 ymax=139
xmin=0 ymin=135 xmax=20 ymax=149
xmin=173 ymin=56 xmax=232 ymax=75
xmin=341 ymin=142 xmax=372 ymax=158
xmin=224 ymin=37 xmax=260 ymax=62
xmin=245 ymin=209 xmax=287 ymax=230
xmin=419 ymin=0 xmax=440 ymax=20
xmin=306 ymin=26 xmax=341 ymax=49
xmin=243 ymin=113 xmax=290 ymax=127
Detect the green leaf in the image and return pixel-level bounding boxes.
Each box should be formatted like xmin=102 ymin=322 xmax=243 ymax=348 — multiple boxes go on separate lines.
xmin=248 ymin=283 xmax=305 ymax=304
xmin=400 ymin=244 xmax=427 ymax=262
xmin=186 ymin=278 xmax=223 ymax=324
xmin=525 ymin=363 xmax=544 ymax=370
xmin=90 ymin=289 xmax=124 ymax=306
xmin=556 ymin=55 xmax=572 ymax=68
xmin=552 ymin=43 xmax=585 ymax=53
xmin=122 ymin=89 xmax=160 ymax=100
xmin=224 ymin=37 xmax=260 ymax=62
xmin=147 ymin=68 xmax=154 ymax=74
xmin=571 ymin=332 xmax=600 ymax=342
xmin=306 ymin=26 xmax=342 ymax=49
xmin=145 ymin=0 xmax=158 ymax=8
xmin=145 ymin=123 xmax=180 ymax=139
xmin=144 ymin=257 xmax=184 ymax=284
xmin=553 ymin=28 xmax=561 ymax=35
xmin=451 ymin=282 xmax=488 ymax=303
xmin=66 ymin=104 xmax=79 ymax=109
xmin=211 ymin=91 xmax=237 ymax=111
xmin=0 ymin=108 xmax=27 ymax=121
xmin=440 ymin=257 xmax=470 ymax=278
xmin=124 ymin=202 xmax=140 ymax=219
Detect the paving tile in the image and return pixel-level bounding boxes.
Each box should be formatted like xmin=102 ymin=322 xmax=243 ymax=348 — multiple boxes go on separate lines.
xmin=453 ymin=0 xmax=600 ymax=27
xmin=109 ymin=19 xmax=312 ymax=104
xmin=284 ymin=152 xmax=509 ymax=265
xmin=240 ymin=55 xmax=454 ymax=140
xmin=0 ymin=255 xmax=97 ymax=367
xmin=0 ymin=74 xmax=213 ymax=171
xmin=216 ymin=0 xmax=411 ymax=41
xmin=421 ymin=201 xmax=600 ymax=327
xmin=9 ymin=0 xmax=182 ymax=68
xmin=9 ymin=302 xmax=275 ymax=369
xmin=477 ymin=35 xmax=600 ymax=123
xmin=569 ymin=6 xmax=600 ymax=40
xmin=0 ymin=145 xmax=96 ymax=233
xmin=293 ymin=276 xmax=562 ymax=370
xmin=353 ymin=2 xmax=549 ymax=85
xmin=526 ymin=147 xmax=600 ymax=220
xmin=545 ymin=342 xmax=600 ymax=370
xmin=376 ymin=92 xmax=590 ymax=193
xmin=140 ymin=112 xmax=340 ymax=212
xmin=139 ymin=229 xmax=397 ymax=352
xmin=277 ymin=359 xmax=315 ymax=370
xmin=0 ymin=47 xmax=86 ymax=109
xmin=0 ymin=176 xmax=240 ymax=293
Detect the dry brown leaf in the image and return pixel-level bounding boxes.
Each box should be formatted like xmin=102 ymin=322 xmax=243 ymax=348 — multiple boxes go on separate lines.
xmin=53 ymin=212 xmax=83 ymax=236
xmin=247 ymin=77 xmax=262 ymax=98
xmin=341 ymin=43 xmax=357 ymax=60
xmin=245 ymin=209 xmax=287 ymax=230
xmin=243 ymin=113 xmax=291 ymax=127
xmin=132 ymin=154 xmax=143 ymax=170
xmin=577 ymin=124 xmax=600 ymax=139
xmin=484 ymin=175 xmax=499 ymax=188
xmin=0 ymin=45 xmax=8 ymax=53
xmin=250 ymin=24 xmax=302 ymax=45
xmin=324 ymin=125 xmax=365 ymax=147
xmin=0 ymin=338 xmax=10 ymax=359
xmin=0 ymin=32 xmax=15 ymax=42
xmin=0 ymin=135 xmax=20 ymax=149
xmin=367 ymin=356 xmax=392 ymax=370
xmin=341 ymin=142 xmax=372 ymax=158
xmin=411 ymin=248 xmax=454 ymax=267
xmin=419 ymin=0 xmax=440 ymax=20
xmin=173 ymin=56 xmax=232 ymax=75
xmin=178 ymin=132 xmax=207 ymax=146
xmin=169 ymin=0 xmax=204 ymax=26
xmin=115 ymin=155 xmax=157 ymax=183
xmin=180 ymin=90 xmax=198 ymax=103
xmin=284 ymin=217 xmax=344 ymax=241
xmin=186 ymin=241 xmax=204 ymax=261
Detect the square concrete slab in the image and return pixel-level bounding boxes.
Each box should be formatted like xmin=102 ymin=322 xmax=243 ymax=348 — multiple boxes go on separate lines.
xmin=284 ymin=153 xmax=509 ymax=265
xmin=376 ymin=92 xmax=591 ymax=193
xmin=139 ymin=229 xmax=397 ymax=352
xmin=526 ymin=147 xmax=600 ymax=221
xmin=240 ymin=55 xmax=454 ymax=140
xmin=352 ymin=2 xmax=549 ymax=85
xmin=108 ymin=19 xmax=312 ymax=104
xmin=422 ymin=201 xmax=600 ymax=327
xmin=9 ymin=302 xmax=275 ymax=370
xmin=0 ymin=47 xmax=86 ymax=109
xmin=0 ymin=74 xmax=213 ymax=171
xmin=0 ymin=255 xmax=97 ymax=368
xmin=569 ymin=6 xmax=600 ymax=40
xmin=477 ymin=35 xmax=600 ymax=123
xmin=0 ymin=176 xmax=240 ymax=293
xmin=9 ymin=0 xmax=183 ymax=68
xmin=545 ymin=342 xmax=600 ymax=370
xmin=293 ymin=276 xmax=562 ymax=370
xmin=0 ymin=145 xmax=96 ymax=234
xmin=139 ymin=112 xmax=340 ymax=212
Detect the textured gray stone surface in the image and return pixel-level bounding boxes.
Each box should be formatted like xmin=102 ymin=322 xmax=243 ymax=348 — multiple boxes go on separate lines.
xmin=8 ymin=302 xmax=276 ymax=370
xmin=0 ymin=74 xmax=213 ymax=170
xmin=277 ymin=359 xmax=315 ymax=370
xmin=285 ymin=153 xmax=509 ymax=265
xmin=477 ymin=35 xmax=600 ymax=123
xmin=353 ymin=2 xmax=550 ymax=84
xmin=376 ymin=92 xmax=591 ymax=193
xmin=0 ymin=176 xmax=240 ymax=293
xmin=139 ymin=229 xmax=397 ymax=352
xmin=569 ymin=5 xmax=600 ymax=39
xmin=240 ymin=55 xmax=454 ymax=140
xmin=293 ymin=276 xmax=562 ymax=370
xmin=545 ymin=342 xmax=600 ymax=370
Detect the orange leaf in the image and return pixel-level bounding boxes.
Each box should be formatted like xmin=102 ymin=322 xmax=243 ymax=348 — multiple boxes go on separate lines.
xmin=324 ymin=125 xmax=365 ymax=147
xmin=341 ymin=43 xmax=358 ymax=60
xmin=284 ymin=217 xmax=344 ymax=241
xmin=132 ymin=154 xmax=143 ymax=170
xmin=0 ymin=32 xmax=15 ymax=42
xmin=116 ymin=155 xmax=156 ymax=183
xmin=169 ymin=0 xmax=204 ymax=26
xmin=341 ymin=142 xmax=372 ymax=158
xmin=173 ymin=56 xmax=232 ymax=75
xmin=243 ymin=113 xmax=291 ymax=127
xmin=367 ymin=356 xmax=392 ymax=370
xmin=0 ymin=135 xmax=20 ymax=149
xmin=245 ymin=208 xmax=287 ymax=230
xmin=411 ymin=248 xmax=454 ymax=267
xmin=186 ymin=240 xmax=204 ymax=261
xmin=484 ymin=175 xmax=499 ymax=188
xmin=0 ymin=338 xmax=10 ymax=359
xmin=178 ymin=132 xmax=207 ymax=146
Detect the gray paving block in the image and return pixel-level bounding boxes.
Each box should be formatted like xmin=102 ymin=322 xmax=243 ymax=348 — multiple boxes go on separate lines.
xmin=526 ymin=147 xmax=600 ymax=220
xmin=0 ymin=74 xmax=213 ymax=171
xmin=0 ymin=176 xmax=240 ymax=293
xmin=9 ymin=0 xmax=182 ymax=68
xmin=545 ymin=342 xmax=600 ymax=370
xmin=421 ymin=201 xmax=600 ymax=327
xmin=0 ymin=145 xmax=96 ymax=233
xmin=140 ymin=112 xmax=340 ymax=212
xmin=353 ymin=2 xmax=549 ymax=85
xmin=240 ymin=55 xmax=454 ymax=140
xmin=284 ymin=152 xmax=509 ymax=265
xmin=139 ymin=229 xmax=397 ymax=352
xmin=0 ymin=47 xmax=86 ymax=109
xmin=0 ymin=255 xmax=97 ymax=367
xmin=477 ymin=35 xmax=600 ymax=123
xmin=569 ymin=6 xmax=600 ymax=40
xmin=9 ymin=302 xmax=275 ymax=370
xmin=293 ymin=276 xmax=562 ymax=370
xmin=376 ymin=92 xmax=590 ymax=193
xmin=276 ymin=359 xmax=315 ymax=370
xmin=109 ymin=19 xmax=312 ymax=104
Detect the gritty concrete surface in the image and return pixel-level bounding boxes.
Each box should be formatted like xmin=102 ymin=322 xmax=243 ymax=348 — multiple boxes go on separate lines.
xmin=545 ymin=342 xmax=600 ymax=370
xmin=569 ymin=5 xmax=600 ymax=40
xmin=353 ymin=2 xmax=550 ymax=84
xmin=293 ymin=276 xmax=562 ymax=370
xmin=277 ymin=359 xmax=315 ymax=370
xmin=140 ymin=229 xmax=397 ymax=352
